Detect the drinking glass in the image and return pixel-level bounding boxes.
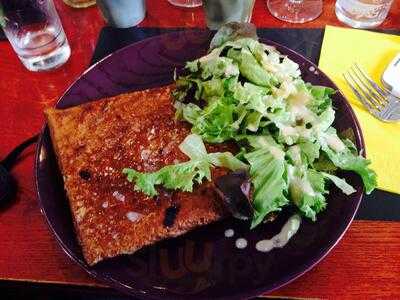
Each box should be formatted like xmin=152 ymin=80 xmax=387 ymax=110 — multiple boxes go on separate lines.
xmin=203 ymin=0 xmax=255 ymax=30
xmin=168 ymin=0 xmax=202 ymax=8
xmin=335 ymin=0 xmax=394 ymax=29
xmin=267 ymin=0 xmax=323 ymax=23
xmin=97 ymin=0 xmax=146 ymax=28
xmin=0 ymin=0 xmax=71 ymax=72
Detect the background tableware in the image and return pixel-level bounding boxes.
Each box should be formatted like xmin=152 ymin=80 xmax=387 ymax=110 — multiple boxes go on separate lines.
xmin=35 ymin=30 xmax=365 ymax=299
xmin=97 ymin=0 xmax=146 ymax=28
xmin=0 ymin=0 xmax=71 ymax=71
xmin=344 ymin=64 xmax=400 ymax=121
xmin=335 ymin=0 xmax=394 ymax=29
xmin=203 ymin=0 xmax=255 ymax=29
xmin=168 ymin=0 xmax=202 ymax=8
xmin=319 ymin=26 xmax=400 ymax=193
xmin=267 ymin=0 xmax=323 ymax=23
xmin=62 ymin=0 xmax=95 ymax=8
xmin=382 ymin=53 xmax=400 ymax=98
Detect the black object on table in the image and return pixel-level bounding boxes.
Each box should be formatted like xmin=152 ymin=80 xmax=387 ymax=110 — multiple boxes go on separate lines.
xmin=0 ymin=135 xmax=38 ymax=209
xmin=0 ymin=28 xmax=6 ymax=40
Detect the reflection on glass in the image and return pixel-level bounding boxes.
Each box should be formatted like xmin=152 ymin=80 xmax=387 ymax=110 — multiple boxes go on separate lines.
xmin=168 ymin=0 xmax=202 ymax=8
xmin=63 ymin=0 xmax=96 ymax=8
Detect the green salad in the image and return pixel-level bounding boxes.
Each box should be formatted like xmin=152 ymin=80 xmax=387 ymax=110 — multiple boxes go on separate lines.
xmin=124 ymin=24 xmax=377 ymax=228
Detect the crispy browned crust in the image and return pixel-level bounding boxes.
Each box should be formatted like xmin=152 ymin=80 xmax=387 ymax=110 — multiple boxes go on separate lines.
xmin=45 ymin=85 xmax=231 ymax=265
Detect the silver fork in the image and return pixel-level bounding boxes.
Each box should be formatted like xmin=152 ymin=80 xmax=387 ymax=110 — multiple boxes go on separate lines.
xmin=343 ymin=64 xmax=400 ymax=122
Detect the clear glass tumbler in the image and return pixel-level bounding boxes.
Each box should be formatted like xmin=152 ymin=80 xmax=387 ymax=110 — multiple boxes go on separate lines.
xmin=0 ymin=0 xmax=71 ymax=72
xmin=203 ymin=0 xmax=255 ymax=30
xmin=267 ymin=0 xmax=323 ymax=23
xmin=168 ymin=0 xmax=202 ymax=8
xmin=97 ymin=0 xmax=146 ymax=28
xmin=335 ymin=0 xmax=394 ymax=29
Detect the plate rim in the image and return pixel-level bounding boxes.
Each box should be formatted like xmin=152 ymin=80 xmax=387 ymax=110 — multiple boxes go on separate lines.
xmin=34 ymin=29 xmax=365 ymax=300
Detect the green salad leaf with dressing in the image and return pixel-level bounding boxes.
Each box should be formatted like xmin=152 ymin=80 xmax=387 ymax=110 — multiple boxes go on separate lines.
xmin=124 ymin=23 xmax=377 ymax=228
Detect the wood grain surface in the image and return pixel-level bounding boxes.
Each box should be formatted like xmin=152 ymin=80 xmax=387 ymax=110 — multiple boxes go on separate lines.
xmin=0 ymin=0 xmax=399 ymax=298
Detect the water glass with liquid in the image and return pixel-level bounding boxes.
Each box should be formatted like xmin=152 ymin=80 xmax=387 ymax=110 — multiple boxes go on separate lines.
xmin=203 ymin=0 xmax=255 ymax=30
xmin=335 ymin=0 xmax=394 ymax=28
xmin=97 ymin=0 xmax=146 ymax=28
xmin=0 ymin=0 xmax=71 ymax=72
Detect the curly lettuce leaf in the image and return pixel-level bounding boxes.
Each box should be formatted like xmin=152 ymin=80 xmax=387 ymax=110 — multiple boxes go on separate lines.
xmin=298 ymin=141 xmax=320 ymax=165
xmin=123 ymin=134 xmax=247 ymax=197
xmin=181 ymin=133 xmax=247 ymax=171
xmin=245 ymin=147 xmax=289 ymax=228
xmin=318 ymin=128 xmax=376 ymax=194
xmin=178 ymin=133 xmax=207 ymax=159
xmin=209 ymin=22 xmax=258 ymax=50
xmin=227 ymin=48 xmax=278 ymax=88
xmin=288 ymin=166 xmax=327 ymax=221
xmin=123 ymin=160 xmax=211 ymax=197
xmin=322 ymin=146 xmax=377 ymax=194
xmin=322 ymin=172 xmax=356 ymax=195
xmin=307 ymin=84 xmax=335 ymax=115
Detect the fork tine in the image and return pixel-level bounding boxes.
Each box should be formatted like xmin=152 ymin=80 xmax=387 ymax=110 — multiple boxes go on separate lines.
xmin=354 ymin=63 xmax=389 ymax=99
xmin=346 ymin=70 xmax=381 ymax=110
xmin=343 ymin=72 xmax=376 ymax=114
xmin=351 ymin=65 xmax=387 ymax=106
xmin=380 ymin=97 xmax=400 ymax=120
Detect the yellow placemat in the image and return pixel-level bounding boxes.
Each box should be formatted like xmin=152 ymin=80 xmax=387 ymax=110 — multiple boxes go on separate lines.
xmin=319 ymin=25 xmax=400 ymax=194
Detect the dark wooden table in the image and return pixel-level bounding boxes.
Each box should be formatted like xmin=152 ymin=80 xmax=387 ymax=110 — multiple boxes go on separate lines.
xmin=0 ymin=0 xmax=399 ymax=298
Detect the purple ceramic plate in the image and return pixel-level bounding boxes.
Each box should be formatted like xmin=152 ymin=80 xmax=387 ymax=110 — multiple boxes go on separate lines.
xmin=35 ymin=30 xmax=365 ymax=299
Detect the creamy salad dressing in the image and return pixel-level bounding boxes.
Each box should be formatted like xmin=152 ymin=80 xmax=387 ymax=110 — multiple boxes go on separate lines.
xmin=198 ymin=47 xmax=222 ymax=62
xmin=281 ymin=125 xmax=313 ymax=141
xmin=255 ymin=214 xmax=301 ymax=252
xmin=326 ymin=134 xmax=346 ymax=152
xmin=225 ymin=215 xmax=301 ymax=252
xmin=235 ymin=238 xmax=248 ymax=249
xmin=290 ymin=103 xmax=314 ymax=123
xmin=224 ymin=64 xmax=239 ymax=77
xmin=287 ymin=165 xmax=316 ymax=197
xmin=224 ymin=229 xmax=234 ymax=237
xmin=275 ymin=81 xmax=297 ymax=98
xmin=275 ymin=87 xmax=317 ymax=144
xmin=291 ymin=176 xmax=316 ymax=196
xmin=126 ymin=211 xmax=142 ymax=222
xmin=289 ymin=145 xmax=301 ymax=165
xmin=269 ymin=146 xmax=285 ymax=160
xmin=280 ymin=125 xmax=297 ymax=136
xmin=297 ymin=127 xmax=313 ymax=139
xmin=288 ymin=89 xmax=315 ymax=123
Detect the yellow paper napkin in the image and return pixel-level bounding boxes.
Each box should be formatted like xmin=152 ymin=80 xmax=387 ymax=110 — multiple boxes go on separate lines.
xmin=319 ymin=26 xmax=400 ymax=194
